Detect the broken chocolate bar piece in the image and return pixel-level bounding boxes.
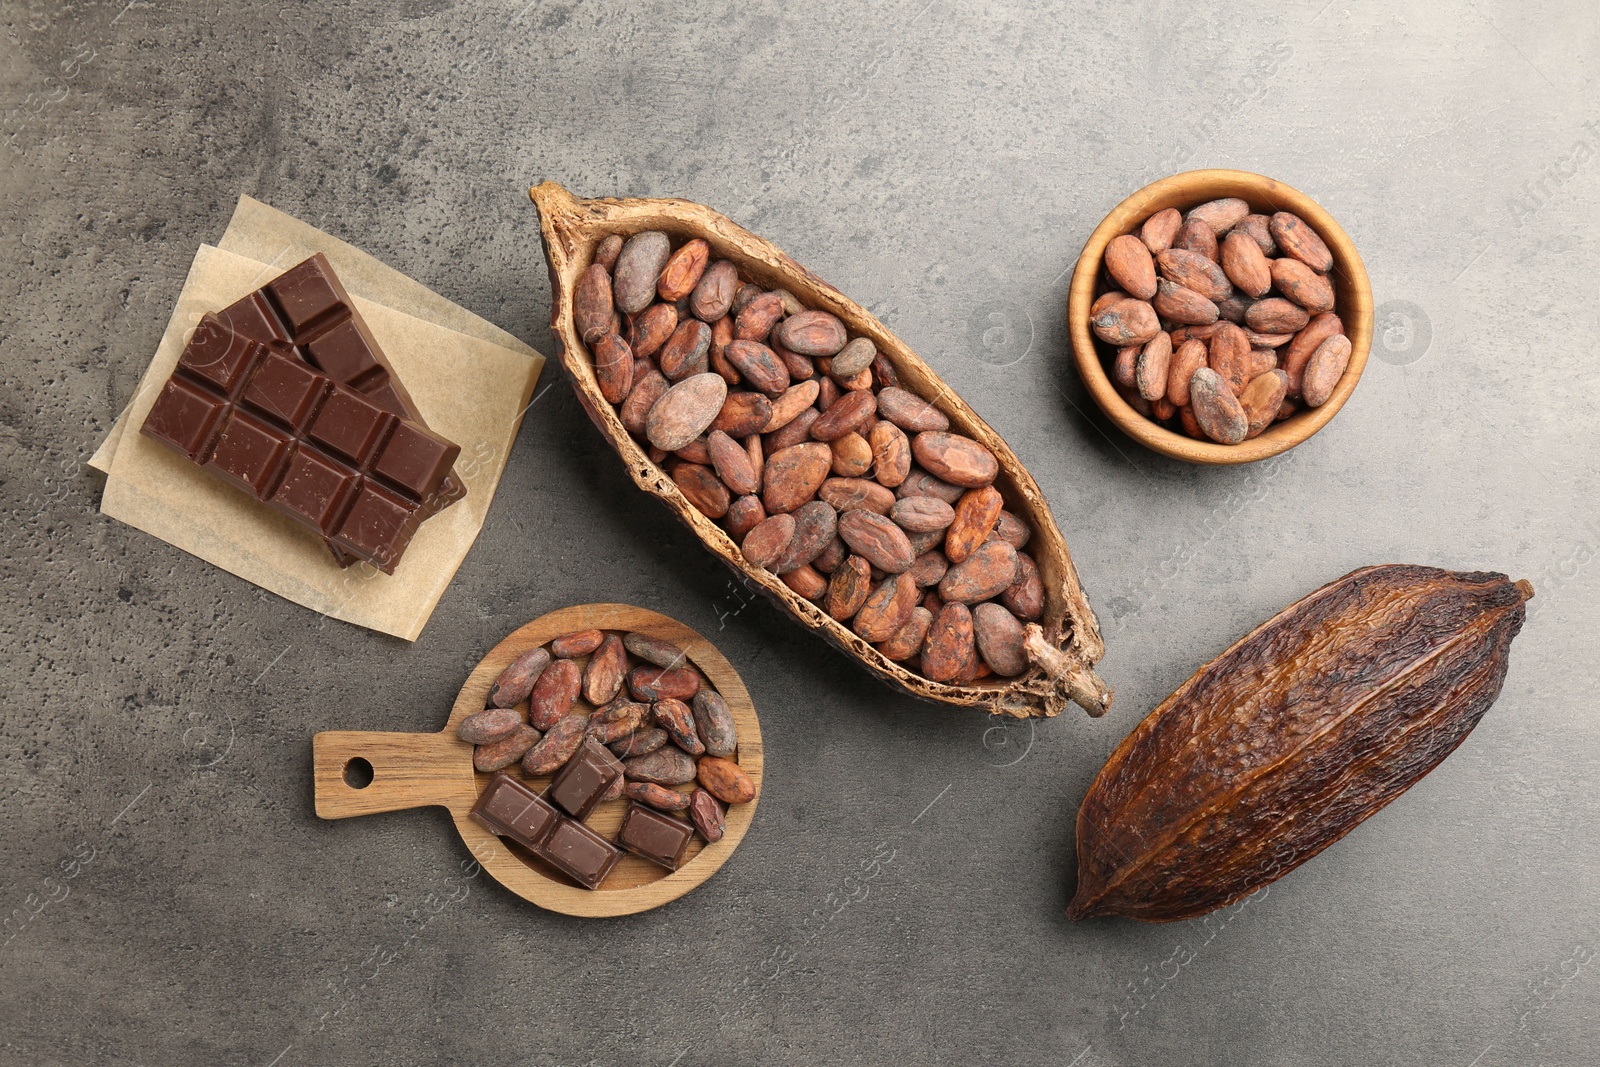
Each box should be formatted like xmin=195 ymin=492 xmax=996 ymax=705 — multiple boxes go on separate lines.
xmin=547 ymin=739 xmax=625 ymax=821
xmin=616 ymin=803 xmax=694 ymax=871
xmin=470 ymin=772 xmax=561 ymax=851
xmin=537 ymin=817 xmax=623 ymax=890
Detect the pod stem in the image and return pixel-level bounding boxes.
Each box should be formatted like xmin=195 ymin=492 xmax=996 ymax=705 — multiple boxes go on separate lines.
xmin=1023 ymin=624 xmax=1113 ymax=717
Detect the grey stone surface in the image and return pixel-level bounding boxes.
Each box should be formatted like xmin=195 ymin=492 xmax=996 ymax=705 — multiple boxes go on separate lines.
xmin=2 ymin=1 xmax=1596 ymax=1063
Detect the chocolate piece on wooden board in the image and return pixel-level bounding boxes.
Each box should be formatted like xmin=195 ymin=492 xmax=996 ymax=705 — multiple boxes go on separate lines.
xmin=468 ymin=772 xmax=561 ymax=851
xmin=546 ymin=739 xmax=625 ymax=820
xmin=616 ymin=803 xmax=695 ymax=871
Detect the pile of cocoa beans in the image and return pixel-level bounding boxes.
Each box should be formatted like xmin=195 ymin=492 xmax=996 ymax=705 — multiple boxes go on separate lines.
xmin=457 ymin=629 xmax=752 ymax=845
xmin=1091 ymin=198 xmax=1350 ymax=445
xmin=573 ymin=231 xmax=1044 ymax=683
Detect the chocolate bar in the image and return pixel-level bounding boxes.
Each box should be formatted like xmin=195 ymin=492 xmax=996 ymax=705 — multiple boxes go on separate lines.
xmin=538 ymin=817 xmax=623 ymax=890
xmin=215 ymin=253 xmax=464 ymax=508
xmin=617 ymin=803 xmax=694 ymax=871
xmin=548 ymin=740 xmax=624 ymax=820
xmin=141 ymin=315 xmax=460 ymax=573
xmin=470 ymin=772 xmax=561 ymax=847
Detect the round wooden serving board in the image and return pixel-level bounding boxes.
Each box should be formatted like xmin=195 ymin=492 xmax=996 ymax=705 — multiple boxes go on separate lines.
xmin=311 ymin=604 xmax=763 ymax=917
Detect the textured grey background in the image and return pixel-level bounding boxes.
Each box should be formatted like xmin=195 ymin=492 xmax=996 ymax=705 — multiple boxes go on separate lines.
xmin=2 ymin=1 xmax=1596 ymax=1064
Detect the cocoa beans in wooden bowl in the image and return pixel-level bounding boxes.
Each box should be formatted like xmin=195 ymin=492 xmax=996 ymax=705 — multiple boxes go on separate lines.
xmin=1068 ymin=170 xmax=1373 ymax=465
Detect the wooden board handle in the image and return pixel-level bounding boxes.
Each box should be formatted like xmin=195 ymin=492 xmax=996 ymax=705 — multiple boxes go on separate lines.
xmin=312 ymin=729 xmax=470 ymax=820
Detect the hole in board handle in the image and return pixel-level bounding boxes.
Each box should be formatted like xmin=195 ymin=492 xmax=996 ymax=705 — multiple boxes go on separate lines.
xmin=343 ymin=757 xmax=374 ymax=790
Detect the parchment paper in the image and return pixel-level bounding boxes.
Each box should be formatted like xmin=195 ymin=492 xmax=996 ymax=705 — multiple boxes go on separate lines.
xmin=91 ymin=200 xmax=544 ymax=640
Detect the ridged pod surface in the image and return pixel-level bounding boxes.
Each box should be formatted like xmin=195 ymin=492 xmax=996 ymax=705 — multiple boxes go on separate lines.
xmin=1068 ymin=565 xmax=1532 ymax=922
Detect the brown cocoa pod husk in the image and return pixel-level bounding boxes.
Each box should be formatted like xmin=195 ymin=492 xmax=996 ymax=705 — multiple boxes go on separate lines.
xmin=820 ymin=477 xmax=895 ymax=515
xmin=1220 ymin=230 xmax=1272 ymax=298
xmin=938 ymin=540 xmax=1020 ymax=604
xmin=1112 ymin=344 xmax=1140 ymax=388
xmin=896 ymin=467 xmax=965 ymax=503
xmin=774 ymin=500 xmax=838 ymax=573
xmin=723 ymin=339 xmax=789 ymax=396
xmin=707 ymin=429 xmax=761 ymax=496
xmin=869 ymin=421 xmax=911 ymax=488
xmin=725 ymin=494 xmax=766 ymax=540
xmin=876 ymin=387 xmax=950 ymax=433
xmin=1188 ymin=367 xmax=1249 ymax=445
xmin=1270 ymin=257 xmax=1336 ymax=313
xmin=1156 ymin=248 xmax=1232 ymax=301
xmin=690 ymin=259 xmax=738 ymax=322
xmin=551 ymin=629 xmax=605 ymax=658
xmin=457 ymin=707 xmax=521 ymax=745
xmin=878 ymin=605 xmax=934 ymax=661
xmin=630 ymin=302 xmax=678 ymax=360
xmin=626 ymin=746 xmax=699 ymax=787
xmin=1187 ymin=197 xmax=1249 ymax=236
xmin=944 ymin=485 xmax=1003 ymax=564
xmin=812 ymin=534 xmax=847 ymax=573
xmin=1216 ymin=293 xmax=1252 ymax=325
xmin=761 ymin=441 xmax=831 ymax=514
xmin=831 ymin=432 xmax=873 ymax=477
xmin=575 ymin=263 xmax=615 ymax=343
xmin=612 ymin=231 xmax=672 ymax=314
xmin=921 ymin=602 xmax=977 ymax=682
xmin=581 ymin=633 xmax=628 ymax=705
xmin=908 ymin=549 xmax=950 ymax=588
xmin=689 ymin=788 xmax=726 ymax=841
xmin=585 ymin=699 xmax=650 ymax=744
xmin=628 ymin=665 xmax=702 ymax=703
xmin=782 ymin=564 xmax=827 ymax=600
xmin=488 ymin=647 xmax=551 ymax=708
xmin=1268 ymin=211 xmax=1334 ymax=272
xmin=763 ymin=380 xmax=821 ymax=435
xmin=697 ymin=755 xmax=755 ymax=804
xmin=593 ymin=233 xmax=623 ymax=272
xmin=1245 ymin=297 xmax=1311 ymax=335
xmin=1282 ymin=312 xmax=1344 ymax=396
xmin=912 ymin=432 xmax=998 ymax=488
xmin=1235 ymin=213 xmax=1276 ymax=255
xmin=610 ymin=727 xmax=669 ymax=759
xmin=592 ymin=332 xmax=635 ymax=405
xmin=652 ymin=698 xmax=705 ymax=756
xmin=1091 ymin=297 xmax=1161 ymax=346
xmin=628 ymin=781 xmax=692 ymax=813
xmin=839 ymin=509 xmax=916 ymax=573
xmin=890 ymin=495 xmax=955 ymax=534
xmin=1136 ymin=330 xmax=1172 ymax=402
xmin=710 ymin=391 xmax=771 ymax=438
xmin=1140 ymin=207 xmax=1182 ymax=253
xmin=674 ymin=437 xmax=712 ymax=464
xmin=1002 ymin=551 xmax=1044 ymax=621
xmin=1239 ymin=369 xmax=1290 ymax=439
xmin=623 ymin=632 xmax=687 ymax=669
xmin=830 ymin=336 xmax=876 ymax=377
xmin=1166 ymin=338 xmax=1208 ymax=407
xmin=993 ymin=510 xmax=1031 ymax=550
xmin=774 ymin=309 xmax=848 ymax=356
xmin=809 ymin=388 xmax=876 ymax=442
xmin=657 ymin=238 xmax=710 ymax=302
xmin=528 ymin=658 xmax=582 ymax=729
xmin=621 ymin=368 xmax=670 ymax=437
xmin=708 ymin=315 xmax=739 ymax=384
xmin=734 ymin=291 xmax=784 ymax=342
xmin=1301 ymin=334 xmax=1353 ymax=408
xmin=475 ymin=724 xmax=541 ymax=773
xmin=853 ymin=572 xmax=919 ymax=642
xmin=672 ymin=461 xmax=730 ymax=519
xmin=1103 ymin=234 xmax=1158 ymax=300
xmin=1090 ymin=288 xmax=1129 ymax=317
xmin=741 ymin=513 xmax=797 ymax=570
xmin=1152 ymin=280 xmax=1219 ymax=325
xmin=659 ymin=319 xmax=713 ymax=380
xmin=1207 ymin=322 xmax=1252 ymax=395
xmin=763 ymin=407 xmax=819 ymax=456
xmin=1172 ymin=217 xmax=1218 ymax=262
xmin=645 ymin=372 xmax=727 ymax=452
xmin=691 ymin=690 xmax=738 ymax=758
xmin=824 ymin=554 xmax=874 ymax=621
xmin=972 ymin=601 xmax=1028 ymax=676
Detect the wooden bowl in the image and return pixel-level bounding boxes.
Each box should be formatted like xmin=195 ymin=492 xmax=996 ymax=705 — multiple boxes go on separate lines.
xmin=1067 ymin=169 xmax=1373 ymax=465
xmin=311 ymin=604 xmax=762 ymax=917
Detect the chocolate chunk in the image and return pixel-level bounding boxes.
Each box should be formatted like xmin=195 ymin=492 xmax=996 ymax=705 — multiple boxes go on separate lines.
xmin=547 ymin=739 xmax=624 ymax=820
xmin=537 ymin=817 xmax=622 ymax=890
xmin=616 ymin=803 xmax=695 ymax=871
xmin=469 ymin=772 xmax=560 ymax=851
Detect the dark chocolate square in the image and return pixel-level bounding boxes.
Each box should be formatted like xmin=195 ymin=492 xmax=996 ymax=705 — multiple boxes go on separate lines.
xmin=548 ymin=740 xmax=625 ymax=820
xmin=242 ymin=352 xmax=331 ymax=431
xmin=178 ymin=314 xmax=269 ymax=397
xmin=266 ymin=257 xmax=348 ymax=336
xmin=470 ymin=773 xmax=560 ymax=851
xmin=142 ymin=377 xmax=228 ymax=461
xmin=305 ymin=317 xmax=383 ymax=391
xmin=331 ymin=482 xmax=422 ymax=574
xmin=268 ymin=446 xmax=361 ymax=534
xmin=216 ymin=292 xmax=293 ymax=351
xmin=308 ymin=387 xmax=395 ymax=465
xmin=537 ymin=818 xmax=623 ymax=890
xmin=206 ymin=409 xmax=292 ymax=497
xmin=371 ymin=420 xmax=461 ymax=504
xmin=617 ymin=803 xmax=695 ymax=871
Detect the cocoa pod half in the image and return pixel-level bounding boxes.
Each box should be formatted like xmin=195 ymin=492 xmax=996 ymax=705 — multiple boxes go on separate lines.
xmin=1068 ymin=565 xmax=1532 ymax=923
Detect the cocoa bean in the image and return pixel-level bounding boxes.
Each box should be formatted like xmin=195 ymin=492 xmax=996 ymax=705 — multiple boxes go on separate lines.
xmin=762 ymin=379 xmax=820 ymax=434
xmin=672 ymin=461 xmax=730 ymax=519
xmin=774 ymin=340 xmax=814 ymax=380
xmin=698 ymin=755 xmax=756 ymax=803
xmin=945 ymin=486 xmax=1003 ymax=564
xmin=586 ymin=699 xmax=650 ymax=744
xmin=725 ymin=495 xmax=766 ymax=539
xmin=730 ymin=283 xmax=762 ymax=316
xmin=1187 ymin=197 xmax=1250 ymax=236
xmin=921 ymin=602 xmax=977 ymax=682
xmin=657 ymin=238 xmax=709 ymax=302
xmin=938 ymin=540 xmax=1019 ymax=604
xmin=912 ymin=432 xmax=998 ymax=488
xmin=581 ymin=634 xmax=628 ymax=705
xmin=1113 ymin=345 xmax=1139 ymax=388
xmin=1166 ymin=338 xmax=1208 ymax=407
xmin=1216 ymin=293 xmax=1253 ymax=325
xmin=1188 ymin=367 xmax=1249 ymax=445
xmin=593 ymin=234 xmax=623 ymax=272
xmin=820 ymin=476 xmax=895 ymax=515
xmin=761 ymin=442 xmax=832 ymax=514
xmin=878 ymin=605 xmax=933 ymax=661
xmin=973 ymin=601 xmax=1028 ymax=676
xmin=813 ymin=534 xmax=847 ymax=573
xmin=871 ymin=351 xmax=899 ymax=390
xmin=896 ymin=467 xmax=965 ymax=503
xmin=628 ymin=781 xmax=692 ymax=813
xmin=488 ymin=647 xmax=551 ymax=708
xmin=876 ymin=387 xmax=950 ymax=433
xmin=1156 ymin=248 xmax=1232 ymax=301
xmin=623 ymin=632 xmax=688 ymax=669
xmin=1244 ymin=328 xmax=1293 ymax=348
xmin=831 ymin=336 xmax=876 ymax=377
xmin=994 ymin=510 xmax=1031 ymax=549
xmin=741 ymin=513 xmax=796 ymax=570
xmin=1091 ymin=289 xmax=1129 ymax=317
xmin=825 ymin=555 xmax=874 ymax=620
xmin=1220 ymin=230 xmax=1272 ymax=298
xmin=853 ymin=572 xmax=919 ymax=642
xmin=646 ymin=373 xmax=727 ymax=452
xmin=551 ymin=630 xmax=605 ymax=658
xmin=809 ymin=388 xmax=876 ymax=441
xmin=1173 ymin=217 xmax=1218 ymax=262
xmin=775 ymin=309 xmax=848 ymax=356
xmin=1140 ymin=208 xmax=1182 ymax=253
xmin=773 ymin=287 xmax=805 ymax=316
xmin=831 ymin=432 xmax=873 ymax=477
xmin=1003 ymin=552 xmax=1044 ymax=620
xmin=1091 ymin=297 xmax=1161 ymax=346
xmin=1104 ymin=234 xmax=1158 ymax=300
xmin=724 ymin=339 xmax=789 ymax=396
xmin=734 ymin=291 xmax=785 ymax=342
xmin=630 ymin=302 xmax=678 ymax=360
xmin=1240 ymin=369 xmax=1289 ymax=439
xmin=713 ymin=391 xmax=773 ymax=438
xmin=653 ymin=698 xmax=705 ymax=756
xmin=611 ymin=727 xmax=669 ymax=759
xmin=628 ymin=665 xmax=702 ymax=702
xmin=774 ymin=500 xmax=838 ymax=573
xmin=529 ymin=658 xmax=582 ymax=729
xmin=592 ymin=332 xmax=635 ymax=405
xmin=1283 ymin=312 xmax=1344 ymax=396
xmin=783 ymin=563 xmax=826 ymax=599
xmin=869 ymin=421 xmax=911 ymax=488
xmin=621 ymin=368 xmax=670 ymax=437
xmin=1301 ymin=334 xmax=1352 ymax=408
xmin=692 ymin=690 xmax=738 ymax=758
xmin=575 ymin=263 xmax=614 ymax=343
xmin=1245 ymin=297 xmax=1310 ymax=335
xmin=839 ymin=509 xmax=916 ymax=573
xmin=1153 ymin=280 xmax=1219 ymax=325
xmin=612 ymin=231 xmax=672 ymax=314
xmin=457 ymin=707 xmax=521 ymax=745
xmin=690 ymin=259 xmax=738 ymax=322
xmin=709 ymin=315 xmax=739 ymax=383
xmin=890 ymin=495 xmax=955 ymax=534
xmin=764 ymin=406 xmax=820 ymax=454
xmin=626 ymin=746 xmax=699 ymax=786
xmin=1270 ymin=257 xmax=1335 ymax=313
xmin=475 ymin=723 xmax=541 ymax=772
xmin=707 ymin=430 xmax=760 ymax=496
xmin=674 ymin=437 xmax=711 ymax=465
xmin=1269 ymin=211 xmax=1334 ymax=272
xmin=1207 ymin=322 xmax=1253 ymax=395
xmin=689 ymin=788 xmax=726 ymax=841
xmin=659 ymin=319 xmax=713 ymax=380
xmin=1136 ymin=330 xmax=1172 ymax=402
